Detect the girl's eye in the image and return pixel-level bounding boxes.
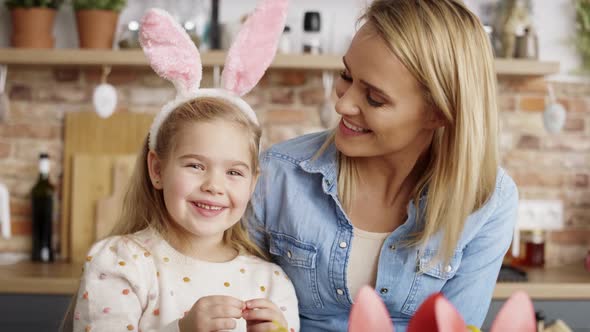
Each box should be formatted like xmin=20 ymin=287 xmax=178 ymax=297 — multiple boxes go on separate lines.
xmin=339 ymin=70 xmax=352 ymax=82
xmin=366 ymin=92 xmax=385 ymax=107
xmin=227 ymin=170 xmax=244 ymax=177
xmin=189 ymin=163 xmax=205 ymax=170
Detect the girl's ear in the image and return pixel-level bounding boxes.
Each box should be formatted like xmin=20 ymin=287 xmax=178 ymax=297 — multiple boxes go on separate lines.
xmin=147 ymin=150 xmax=163 ymax=190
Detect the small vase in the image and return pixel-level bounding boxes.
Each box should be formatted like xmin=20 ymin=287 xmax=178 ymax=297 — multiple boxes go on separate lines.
xmin=76 ymin=10 xmax=119 ymax=49
xmin=10 ymin=8 xmax=57 ymax=48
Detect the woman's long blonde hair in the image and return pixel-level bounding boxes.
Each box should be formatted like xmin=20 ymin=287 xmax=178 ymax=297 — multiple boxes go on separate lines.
xmin=111 ymin=97 xmax=268 ymax=260
xmin=327 ymin=0 xmax=499 ymax=264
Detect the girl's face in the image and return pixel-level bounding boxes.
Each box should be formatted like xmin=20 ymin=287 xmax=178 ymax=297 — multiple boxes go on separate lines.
xmin=334 ymin=24 xmax=441 ymax=160
xmin=148 ymin=120 xmax=256 ymax=245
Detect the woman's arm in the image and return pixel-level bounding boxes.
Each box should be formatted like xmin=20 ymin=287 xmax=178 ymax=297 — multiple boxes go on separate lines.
xmin=440 ymin=174 xmax=519 ymax=328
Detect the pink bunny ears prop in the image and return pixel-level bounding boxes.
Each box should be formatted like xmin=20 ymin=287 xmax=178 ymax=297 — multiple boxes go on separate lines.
xmin=348 ymin=286 xmax=536 ymax=332
xmin=139 ymin=0 xmax=289 ymax=150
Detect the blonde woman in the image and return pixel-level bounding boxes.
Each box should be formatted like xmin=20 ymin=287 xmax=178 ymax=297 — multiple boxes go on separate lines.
xmin=249 ymin=0 xmax=518 ymax=330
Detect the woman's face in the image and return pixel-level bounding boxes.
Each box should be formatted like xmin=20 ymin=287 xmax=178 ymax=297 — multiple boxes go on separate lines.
xmin=334 ymin=23 xmax=440 ymax=160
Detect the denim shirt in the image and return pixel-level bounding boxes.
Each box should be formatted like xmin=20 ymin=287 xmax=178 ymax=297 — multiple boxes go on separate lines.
xmin=249 ymin=131 xmax=519 ymax=332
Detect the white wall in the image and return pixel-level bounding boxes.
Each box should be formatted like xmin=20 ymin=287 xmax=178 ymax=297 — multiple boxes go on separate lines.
xmin=0 ymin=0 xmax=583 ymax=78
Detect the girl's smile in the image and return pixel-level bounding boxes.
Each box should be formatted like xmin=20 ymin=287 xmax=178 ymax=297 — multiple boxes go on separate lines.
xmin=191 ymin=199 xmax=227 ymax=218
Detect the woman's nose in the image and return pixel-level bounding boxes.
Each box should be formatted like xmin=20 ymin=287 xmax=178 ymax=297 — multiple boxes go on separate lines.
xmin=335 ymin=93 xmax=361 ymax=116
xmin=334 ymin=80 xmax=361 ymax=116
xmin=200 ymin=173 xmax=223 ymax=195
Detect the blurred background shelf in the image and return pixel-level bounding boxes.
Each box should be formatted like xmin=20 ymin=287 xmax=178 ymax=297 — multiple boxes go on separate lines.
xmin=0 ymin=49 xmax=560 ymax=75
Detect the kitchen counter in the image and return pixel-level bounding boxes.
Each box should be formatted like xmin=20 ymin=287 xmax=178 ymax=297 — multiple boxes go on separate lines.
xmin=0 ymin=261 xmax=589 ymax=299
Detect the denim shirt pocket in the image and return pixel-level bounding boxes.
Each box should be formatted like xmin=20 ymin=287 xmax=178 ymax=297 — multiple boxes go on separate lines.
xmin=401 ymin=249 xmax=464 ymax=316
xmin=268 ymin=232 xmax=324 ymax=309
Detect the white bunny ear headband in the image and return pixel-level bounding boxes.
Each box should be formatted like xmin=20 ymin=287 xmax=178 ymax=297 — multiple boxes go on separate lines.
xmin=139 ymin=0 xmax=289 ymax=150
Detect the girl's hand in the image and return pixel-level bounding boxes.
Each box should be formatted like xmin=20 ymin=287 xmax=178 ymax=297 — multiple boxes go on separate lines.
xmin=243 ymin=298 xmax=288 ymax=332
xmin=179 ymin=295 xmax=245 ymax=332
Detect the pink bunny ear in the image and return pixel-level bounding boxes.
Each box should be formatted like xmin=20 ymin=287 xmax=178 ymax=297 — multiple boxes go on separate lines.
xmin=408 ymin=293 xmax=465 ymax=332
xmin=139 ymin=8 xmax=202 ymax=97
xmin=221 ymin=0 xmax=289 ymax=96
xmin=490 ymin=291 xmax=536 ymax=332
xmin=348 ymin=286 xmax=394 ymax=332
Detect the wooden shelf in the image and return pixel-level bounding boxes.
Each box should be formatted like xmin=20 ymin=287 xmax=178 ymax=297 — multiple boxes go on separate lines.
xmin=0 ymin=49 xmax=560 ymax=76
xmin=0 ymin=261 xmax=588 ymax=298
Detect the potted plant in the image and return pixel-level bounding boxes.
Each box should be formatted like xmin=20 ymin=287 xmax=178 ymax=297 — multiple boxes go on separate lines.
xmin=575 ymin=0 xmax=590 ymax=72
xmin=73 ymin=0 xmax=127 ymax=49
xmin=5 ymin=0 xmax=63 ymax=48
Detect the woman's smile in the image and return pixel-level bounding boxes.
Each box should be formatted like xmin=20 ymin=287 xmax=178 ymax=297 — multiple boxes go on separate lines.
xmin=339 ymin=118 xmax=372 ymax=137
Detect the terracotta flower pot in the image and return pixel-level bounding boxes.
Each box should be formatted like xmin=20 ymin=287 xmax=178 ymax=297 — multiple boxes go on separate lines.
xmin=10 ymin=8 xmax=57 ymax=48
xmin=76 ymin=10 xmax=119 ymax=49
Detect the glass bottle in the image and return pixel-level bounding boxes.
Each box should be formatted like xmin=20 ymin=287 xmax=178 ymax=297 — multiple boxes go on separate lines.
xmin=31 ymin=153 xmax=55 ymax=262
xmin=525 ymin=229 xmax=545 ymax=267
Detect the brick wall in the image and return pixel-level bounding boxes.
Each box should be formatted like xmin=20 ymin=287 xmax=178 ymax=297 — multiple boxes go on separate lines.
xmin=1 ymin=68 xmax=588 ymax=266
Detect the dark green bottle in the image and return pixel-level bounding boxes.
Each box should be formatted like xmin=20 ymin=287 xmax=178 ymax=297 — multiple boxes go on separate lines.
xmin=31 ymin=153 xmax=54 ymax=262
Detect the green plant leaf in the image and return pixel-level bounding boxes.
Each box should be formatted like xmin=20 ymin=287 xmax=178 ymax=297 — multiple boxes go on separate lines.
xmin=72 ymin=0 xmax=126 ymax=12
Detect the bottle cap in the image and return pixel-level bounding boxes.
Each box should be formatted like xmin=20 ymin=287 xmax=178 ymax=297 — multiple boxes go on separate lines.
xmin=39 ymin=153 xmax=49 ymax=159
xmin=303 ymin=12 xmax=321 ymax=32
xmin=284 ymin=25 xmax=291 ymax=33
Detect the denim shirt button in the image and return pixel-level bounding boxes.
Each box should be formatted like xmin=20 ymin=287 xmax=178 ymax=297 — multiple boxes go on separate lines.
xmin=287 ymin=250 xmax=292 ymax=259
xmin=339 ymin=241 xmax=347 ymax=248
xmin=324 ymin=179 xmax=331 ymax=186
xmin=445 ymin=265 xmax=453 ymax=273
xmin=389 ymin=244 xmax=396 ymax=251
xmin=380 ymin=288 xmax=389 ymax=294
xmin=336 ymin=288 xmax=344 ymax=295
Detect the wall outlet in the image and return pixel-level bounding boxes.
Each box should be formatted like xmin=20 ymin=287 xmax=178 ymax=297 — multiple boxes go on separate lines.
xmin=517 ymin=199 xmax=564 ymax=230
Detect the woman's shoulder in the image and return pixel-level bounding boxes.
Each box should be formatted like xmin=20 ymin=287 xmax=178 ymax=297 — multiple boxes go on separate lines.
xmin=262 ymin=130 xmax=332 ymax=164
xmin=493 ymin=167 xmax=518 ymax=202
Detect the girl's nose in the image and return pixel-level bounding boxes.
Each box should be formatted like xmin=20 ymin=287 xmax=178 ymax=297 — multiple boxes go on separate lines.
xmin=200 ymin=173 xmax=223 ymax=195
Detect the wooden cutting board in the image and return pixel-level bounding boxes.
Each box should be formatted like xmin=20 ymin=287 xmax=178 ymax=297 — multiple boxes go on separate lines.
xmin=95 ymin=156 xmax=137 ymax=240
xmin=61 ymin=111 xmax=153 ymax=260
xmin=70 ymin=154 xmax=137 ymax=263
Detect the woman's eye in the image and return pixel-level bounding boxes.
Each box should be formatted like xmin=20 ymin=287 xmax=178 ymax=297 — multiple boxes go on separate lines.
xmin=228 ymin=170 xmax=244 ymax=177
xmin=366 ymin=92 xmax=385 ymax=107
xmin=339 ymin=70 xmax=352 ymax=82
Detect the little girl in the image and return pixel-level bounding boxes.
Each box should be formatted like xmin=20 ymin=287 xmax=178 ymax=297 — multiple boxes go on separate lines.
xmin=72 ymin=2 xmax=298 ymax=331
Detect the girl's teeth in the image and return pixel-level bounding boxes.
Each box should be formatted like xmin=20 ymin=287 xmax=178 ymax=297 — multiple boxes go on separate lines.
xmin=343 ymin=119 xmax=370 ymax=133
xmin=196 ymin=202 xmax=222 ymax=210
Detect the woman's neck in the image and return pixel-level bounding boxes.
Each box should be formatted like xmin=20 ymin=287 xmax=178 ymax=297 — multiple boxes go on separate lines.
xmin=166 ymin=230 xmax=238 ymax=262
xmin=352 ymin=144 xmax=431 ymax=206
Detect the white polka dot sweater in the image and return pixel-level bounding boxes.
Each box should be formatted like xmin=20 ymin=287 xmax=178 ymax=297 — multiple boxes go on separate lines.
xmin=73 ymin=228 xmax=299 ymax=332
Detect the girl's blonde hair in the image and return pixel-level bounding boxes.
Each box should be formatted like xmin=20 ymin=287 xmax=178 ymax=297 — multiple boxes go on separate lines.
xmin=110 ymin=97 xmax=268 ymax=260
xmin=60 ymin=98 xmax=266 ymax=332
xmin=324 ymin=0 xmax=499 ymax=264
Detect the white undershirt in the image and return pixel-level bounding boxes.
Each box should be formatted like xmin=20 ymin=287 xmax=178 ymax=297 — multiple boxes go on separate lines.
xmin=346 ymin=227 xmax=391 ymax=300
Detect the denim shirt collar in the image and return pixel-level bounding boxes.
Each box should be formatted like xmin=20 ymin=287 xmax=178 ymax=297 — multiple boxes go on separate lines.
xmin=297 ymin=141 xmax=432 ymax=203
xmin=299 ymin=142 xmax=338 ymax=195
